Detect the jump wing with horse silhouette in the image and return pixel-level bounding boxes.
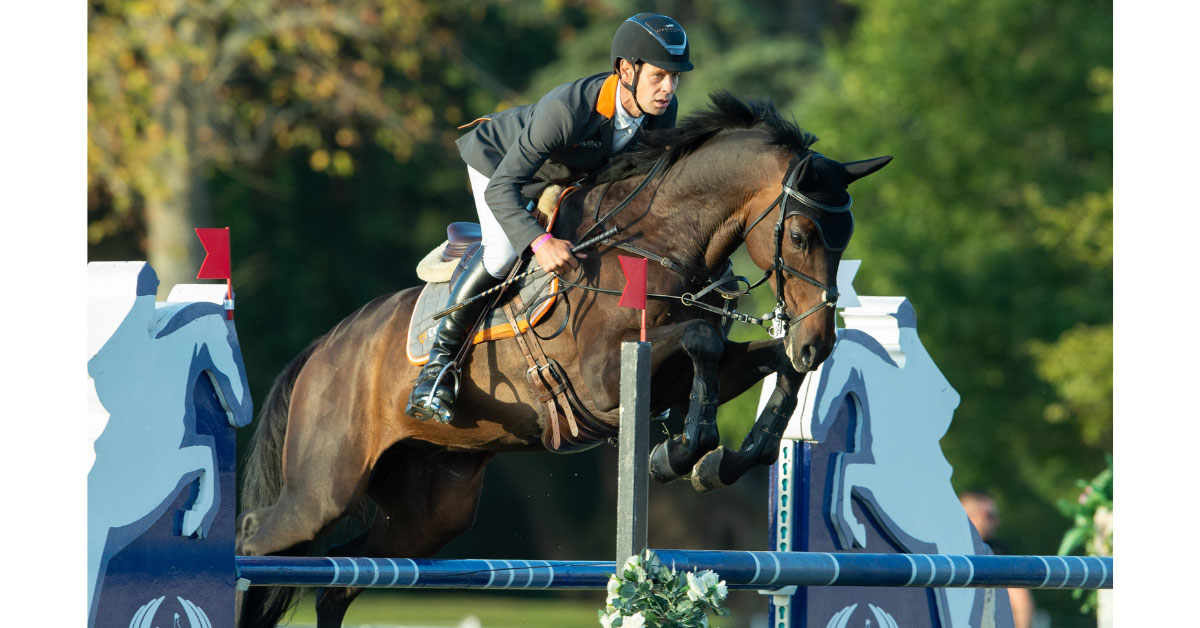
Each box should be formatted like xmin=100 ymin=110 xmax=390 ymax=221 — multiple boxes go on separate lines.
xmin=235 ymin=93 xmax=891 ymax=628
xmin=88 ymin=261 xmax=252 ymax=628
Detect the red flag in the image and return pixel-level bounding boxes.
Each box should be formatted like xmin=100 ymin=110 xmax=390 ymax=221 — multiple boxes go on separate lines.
xmin=618 ymin=255 xmax=647 ymax=310
xmin=195 ymin=228 xmax=231 ymax=280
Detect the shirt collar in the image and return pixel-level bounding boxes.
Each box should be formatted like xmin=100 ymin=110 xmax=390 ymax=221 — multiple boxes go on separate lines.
xmin=614 ymin=82 xmax=645 ymax=132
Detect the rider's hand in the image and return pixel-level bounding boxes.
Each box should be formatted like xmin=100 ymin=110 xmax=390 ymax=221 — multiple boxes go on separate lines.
xmin=532 ymin=237 xmax=585 ymax=275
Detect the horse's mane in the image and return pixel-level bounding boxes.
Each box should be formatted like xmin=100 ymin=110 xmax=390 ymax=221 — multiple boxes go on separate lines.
xmin=595 ymin=91 xmax=818 ymax=183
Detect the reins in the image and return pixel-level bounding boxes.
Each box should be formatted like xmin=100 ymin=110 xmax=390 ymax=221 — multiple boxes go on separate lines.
xmin=578 ymin=153 xmax=671 ymax=243
xmin=529 ymin=151 xmax=844 ymax=339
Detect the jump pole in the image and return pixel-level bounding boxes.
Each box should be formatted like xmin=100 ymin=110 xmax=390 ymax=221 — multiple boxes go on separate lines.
xmin=615 ymin=340 xmax=651 ymax=567
xmin=614 ymin=254 xmax=651 ymax=568
xmin=234 ymin=552 xmax=1113 ymax=590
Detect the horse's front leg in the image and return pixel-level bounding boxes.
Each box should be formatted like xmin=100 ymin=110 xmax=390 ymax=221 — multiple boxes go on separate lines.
xmin=691 ymin=340 xmax=802 ymax=492
xmin=642 ymin=319 xmax=726 ymax=484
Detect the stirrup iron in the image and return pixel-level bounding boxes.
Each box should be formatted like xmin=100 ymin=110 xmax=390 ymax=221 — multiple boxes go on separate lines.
xmin=423 ymin=362 xmax=461 ymax=424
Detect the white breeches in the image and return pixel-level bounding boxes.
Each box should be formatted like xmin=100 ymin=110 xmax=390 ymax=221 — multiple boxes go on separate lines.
xmin=467 ymin=166 xmax=518 ymax=279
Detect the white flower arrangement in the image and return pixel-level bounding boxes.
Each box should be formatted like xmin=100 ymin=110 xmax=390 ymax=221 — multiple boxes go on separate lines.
xmin=599 ymin=550 xmax=730 ymax=628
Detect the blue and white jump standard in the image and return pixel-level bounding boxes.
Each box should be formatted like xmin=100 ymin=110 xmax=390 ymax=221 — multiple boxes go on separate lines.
xmin=88 ymin=261 xmax=1113 ymax=628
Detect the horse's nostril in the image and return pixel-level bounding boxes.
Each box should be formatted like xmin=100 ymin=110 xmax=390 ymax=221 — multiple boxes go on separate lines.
xmin=801 ymin=344 xmax=818 ymax=367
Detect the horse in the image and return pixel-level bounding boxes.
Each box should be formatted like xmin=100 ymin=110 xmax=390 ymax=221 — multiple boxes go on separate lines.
xmin=235 ymin=92 xmax=891 ymax=628
xmin=87 ymin=262 xmax=252 ymax=627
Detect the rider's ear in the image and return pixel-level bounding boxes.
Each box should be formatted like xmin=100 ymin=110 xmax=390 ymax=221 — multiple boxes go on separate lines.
xmin=844 ymin=156 xmax=893 ymax=183
xmin=616 ymin=58 xmax=632 ymax=79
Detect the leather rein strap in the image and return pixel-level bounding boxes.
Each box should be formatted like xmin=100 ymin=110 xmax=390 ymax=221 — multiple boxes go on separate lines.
xmin=560 ymin=151 xmax=843 ymax=336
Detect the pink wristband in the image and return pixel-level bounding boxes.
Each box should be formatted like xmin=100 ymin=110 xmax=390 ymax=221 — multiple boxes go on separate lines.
xmin=531 ymin=233 xmax=553 ymax=252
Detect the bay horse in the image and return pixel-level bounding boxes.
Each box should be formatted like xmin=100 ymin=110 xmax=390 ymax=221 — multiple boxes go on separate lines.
xmin=236 ymin=92 xmax=890 ymax=628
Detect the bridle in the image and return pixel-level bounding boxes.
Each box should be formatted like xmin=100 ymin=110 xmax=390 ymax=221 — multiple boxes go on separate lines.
xmin=535 ymin=151 xmax=849 ymax=340
xmin=742 ymin=152 xmax=847 ymax=338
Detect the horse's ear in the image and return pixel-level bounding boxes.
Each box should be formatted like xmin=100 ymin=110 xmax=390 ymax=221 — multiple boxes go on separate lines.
xmin=844 ymin=156 xmax=893 ymax=183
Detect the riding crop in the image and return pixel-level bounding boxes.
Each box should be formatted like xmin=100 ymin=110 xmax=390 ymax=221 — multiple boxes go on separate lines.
xmin=433 ymin=226 xmax=620 ymax=320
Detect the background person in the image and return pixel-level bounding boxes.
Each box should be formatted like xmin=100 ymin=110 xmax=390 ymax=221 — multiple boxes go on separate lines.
xmin=960 ymin=489 xmax=1035 ymax=628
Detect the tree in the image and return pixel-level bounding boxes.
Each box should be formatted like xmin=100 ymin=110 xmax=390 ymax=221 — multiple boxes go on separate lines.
xmin=791 ymin=0 xmax=1112 ymax=618
xmin=87 ymin=0 xmax=557 ymax=294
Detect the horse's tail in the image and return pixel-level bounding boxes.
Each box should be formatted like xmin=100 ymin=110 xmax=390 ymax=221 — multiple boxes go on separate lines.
xmin=237 ymin=337 xmax=323 ymax=628
xmin=240 ymin=337 xmax=321 ymax=512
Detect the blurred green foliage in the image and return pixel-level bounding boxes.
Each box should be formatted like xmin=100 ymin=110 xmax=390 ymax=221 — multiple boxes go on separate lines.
xmin=88 ymin=1 xmax=1111 ymax=625
xmin=786 ymin=1 xmax=1111 ymax=620
xmin=1057 ymin=455 xmax=1113 ymax=615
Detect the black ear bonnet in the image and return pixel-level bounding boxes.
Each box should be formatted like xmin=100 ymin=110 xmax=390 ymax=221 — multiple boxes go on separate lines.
xmin=782 ymin=153 xmax=892 ymax=251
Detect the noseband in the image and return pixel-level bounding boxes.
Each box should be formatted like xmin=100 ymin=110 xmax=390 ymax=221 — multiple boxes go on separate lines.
xmin=746 ymin=154 xmax=847 ymax=339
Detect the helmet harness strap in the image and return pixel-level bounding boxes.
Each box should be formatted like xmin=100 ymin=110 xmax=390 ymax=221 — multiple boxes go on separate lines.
xmin=619 ymin=60 xmax=653 ymax=117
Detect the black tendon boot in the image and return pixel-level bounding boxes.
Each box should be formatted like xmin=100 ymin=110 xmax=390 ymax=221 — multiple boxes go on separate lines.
xmin=406 ymin=254 xmax=502 ymax=423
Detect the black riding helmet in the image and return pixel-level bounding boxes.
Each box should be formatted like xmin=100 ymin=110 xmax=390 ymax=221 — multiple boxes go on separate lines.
xmin=610 ymin=14 xmax=691 ymax=116
xmin=611 ymin=13 xmax=693 ymax=73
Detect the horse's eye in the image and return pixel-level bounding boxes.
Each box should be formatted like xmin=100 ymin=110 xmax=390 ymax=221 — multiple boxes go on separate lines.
xmin=789 ymin=230 xmax=808 ymax=251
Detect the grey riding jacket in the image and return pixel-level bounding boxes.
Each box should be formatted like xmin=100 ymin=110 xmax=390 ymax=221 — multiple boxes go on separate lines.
xmin=456 ymin=72 xmax=678 ymax=253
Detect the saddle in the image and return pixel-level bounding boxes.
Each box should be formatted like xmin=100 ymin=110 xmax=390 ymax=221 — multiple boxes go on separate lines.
xmin=405 ymin=239 xmax=561 ymax=359
xmin=407 ymin=182 xmax=571 ymax=360
xmin=406 ymin=185 xmax=613 ymax=452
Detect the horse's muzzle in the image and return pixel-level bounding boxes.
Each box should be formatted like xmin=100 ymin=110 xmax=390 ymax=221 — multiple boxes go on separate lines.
xmin=797 ymin=343 xmax=820 ymax=371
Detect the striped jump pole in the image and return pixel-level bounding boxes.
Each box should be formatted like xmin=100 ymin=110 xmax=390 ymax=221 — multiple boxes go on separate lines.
xmin=234 ymin=551 xmax=1112 ymax=591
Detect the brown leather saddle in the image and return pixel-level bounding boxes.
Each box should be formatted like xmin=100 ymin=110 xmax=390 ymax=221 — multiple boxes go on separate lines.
xmin=411 ymin=189 xmax=615 ymax=452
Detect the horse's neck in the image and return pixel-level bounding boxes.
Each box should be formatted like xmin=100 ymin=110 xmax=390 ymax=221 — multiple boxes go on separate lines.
xmin=574 ymin=138 xmax=781 ymax=279
xmin=650 ymin=146 xmax=779 ymax=275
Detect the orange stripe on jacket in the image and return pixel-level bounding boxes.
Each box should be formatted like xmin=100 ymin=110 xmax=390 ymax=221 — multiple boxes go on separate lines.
xmin=595 ymin=74 xmax=618 ymax=119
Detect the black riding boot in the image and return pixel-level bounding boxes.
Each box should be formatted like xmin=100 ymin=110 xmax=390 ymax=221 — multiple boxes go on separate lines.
xmin=405 ymin=254 xmax=502 ymax=423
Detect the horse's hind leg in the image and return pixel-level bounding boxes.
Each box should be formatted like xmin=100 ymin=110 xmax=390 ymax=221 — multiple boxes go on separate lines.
xmin=692 ymin=340 xmax=802 ymax=492
xmin=238 ymin=406 xmax=375 ymax=557
xmin=314 ymin=447 xmax=496 ymax=628
xmin=239 ymin=475 xmax=368 ymax=560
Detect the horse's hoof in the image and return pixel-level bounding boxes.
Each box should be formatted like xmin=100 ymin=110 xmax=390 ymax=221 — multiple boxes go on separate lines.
xmin=690 ymin=447 xmax=728 ymax=493
xmin=649 ymin=441 xmax=682 ymax=484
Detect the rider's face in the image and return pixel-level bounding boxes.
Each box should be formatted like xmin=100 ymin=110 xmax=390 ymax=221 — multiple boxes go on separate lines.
xmin=619 ymin=60 xmax=681 ymax=116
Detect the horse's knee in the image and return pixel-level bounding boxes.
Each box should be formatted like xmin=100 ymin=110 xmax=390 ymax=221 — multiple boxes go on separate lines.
xmin=681 ymin=320 xmax=724 ymax=361
xmin=433 ymin=485 xmax=485 ymax=542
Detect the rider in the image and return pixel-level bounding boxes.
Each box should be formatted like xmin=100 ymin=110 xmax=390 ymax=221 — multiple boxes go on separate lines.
xmin=406 ymin=13 xmax=694 ymax=422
